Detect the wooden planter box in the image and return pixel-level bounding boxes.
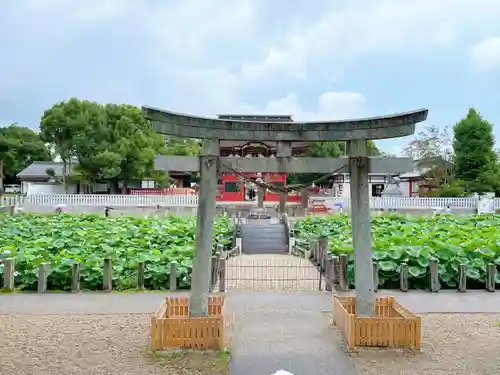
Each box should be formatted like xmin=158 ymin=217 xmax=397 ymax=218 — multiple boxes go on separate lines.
xmin=333 ymin=296 xmax=421 ymax=351
xmin=151 ymin=295 xmax=225 ymax=350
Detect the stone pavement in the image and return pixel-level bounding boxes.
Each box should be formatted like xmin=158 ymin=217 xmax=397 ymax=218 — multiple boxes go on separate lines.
xmin=1 ymin=290 xmax=500 ymax=374
xmin=225 ymin=254 xmax=321 ymax=291
xmin=224 ymin=292 xmax=355 ymax=375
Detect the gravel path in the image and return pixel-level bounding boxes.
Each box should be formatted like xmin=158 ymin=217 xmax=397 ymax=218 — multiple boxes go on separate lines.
xmin=0 ymin=314 xmax=228 ymax=375
xmin=348 ymin=313 xmax=500 ymax=375
xmin=2 ymin=291 xmax=500 ymax=374
xmin=225 ymin=254 xmax=321 ymax=291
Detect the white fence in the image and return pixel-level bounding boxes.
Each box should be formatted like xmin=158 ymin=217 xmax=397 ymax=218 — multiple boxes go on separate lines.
xmin=1 ymin=194 xmax=198 ymax=207
xmin=311 ymin=196 xmax=480 ymax=210
xmin=0 ymin=194 xmax=498 ymax=210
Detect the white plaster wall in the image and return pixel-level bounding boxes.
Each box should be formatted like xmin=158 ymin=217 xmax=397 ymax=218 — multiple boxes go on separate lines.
xmin=398 ymin=181 xmax=410 ymax=197
xmin=339 ymin=182 xmax=412 ymax=198
xmin=141 ymin=180 xmax=155 ymax=188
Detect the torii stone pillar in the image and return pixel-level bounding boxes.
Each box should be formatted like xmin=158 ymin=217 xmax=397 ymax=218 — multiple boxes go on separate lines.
xmin=143 ymin=105 xmax=428 ymax=317
xmin=277 ymin=141 xmax=292 ymax=215
xmin=348 ymin=139 xmax=374 ymax=316
xmin=189 ymin=139 xmax=219 ymax=316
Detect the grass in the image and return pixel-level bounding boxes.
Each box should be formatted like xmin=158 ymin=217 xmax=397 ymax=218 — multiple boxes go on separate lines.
xmin=151 ymin=348 xmax=231 ymax=375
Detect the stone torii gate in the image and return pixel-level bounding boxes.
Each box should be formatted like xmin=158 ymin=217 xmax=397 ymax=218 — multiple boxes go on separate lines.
xmin=142 ymin=106 xmax=428 ymax=317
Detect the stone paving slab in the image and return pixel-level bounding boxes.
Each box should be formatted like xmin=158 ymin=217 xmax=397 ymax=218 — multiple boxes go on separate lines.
xmin=225 ymin=254 xmax=321 ymax=291
xmin=1 ymin=290 xmax=500 ymax=314
xmin=0 ymin=292 xmax=175 ymax=314
xmin=225 ymin=292 xmax=355 ymax=375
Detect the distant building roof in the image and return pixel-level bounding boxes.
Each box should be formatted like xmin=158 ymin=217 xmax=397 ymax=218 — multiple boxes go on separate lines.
xmin=216 ymin=114 xmax=308 ymax=150
xmin=219 ymin=140 xmax=309 ymax=151
xmin=17 ymin=161 xmax=76 ymax=179
xmin=18 ymin=161 xmax=190 ymax=180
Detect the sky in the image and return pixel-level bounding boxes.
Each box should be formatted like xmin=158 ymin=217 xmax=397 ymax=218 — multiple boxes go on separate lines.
xmin=1 ymin=0 xmax=499 ymax=155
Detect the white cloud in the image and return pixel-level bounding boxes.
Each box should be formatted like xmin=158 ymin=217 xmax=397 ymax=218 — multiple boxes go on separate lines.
xmin=259 ymin=92 xmax=366 ymax=121
xmin=2 ymin=0 xmax=500 ymax=133
xmin=237 ymin=0 xmax=500 ymax=84
xmin=469 ymin=37 xmax=500 ymax=71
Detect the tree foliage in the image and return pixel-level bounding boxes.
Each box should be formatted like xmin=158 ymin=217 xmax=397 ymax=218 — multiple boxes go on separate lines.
xmin=163 ymin=137 xmax=201 ymax=156
xmin=287 ymin=141 xmax=380 ymax=185
xmin=403 ymin=124 xmax=454 ymax=190
xmin=0 ymin=124 xmax=51 ymax=190
xmin=453 ymin=108 xmax=499 ymax=194
xmin=40 ymin=98 xmax=92 ymax=192
xmin=40 ymin=98 xmax=168 ymax=192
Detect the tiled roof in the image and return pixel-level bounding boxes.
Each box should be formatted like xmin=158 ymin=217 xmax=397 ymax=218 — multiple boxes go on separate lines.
xmin=17 ymin=162 xmax=76 ymax=179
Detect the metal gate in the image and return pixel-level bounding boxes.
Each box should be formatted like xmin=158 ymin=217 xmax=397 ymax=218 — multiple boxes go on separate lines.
xmin=223 ymin=254 xmax=322 ymax=291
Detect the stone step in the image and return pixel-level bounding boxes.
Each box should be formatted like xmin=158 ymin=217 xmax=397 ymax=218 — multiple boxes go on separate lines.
xmin=241 ymin=220 xmax=288 ymax=254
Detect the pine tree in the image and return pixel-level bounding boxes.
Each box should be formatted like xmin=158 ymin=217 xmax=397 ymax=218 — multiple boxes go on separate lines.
xmin=453 ymin=108 xmax=499 ymax=193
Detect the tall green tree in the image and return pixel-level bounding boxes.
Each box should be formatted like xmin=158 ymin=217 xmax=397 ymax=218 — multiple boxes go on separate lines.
xmin=0 ymin=124 xmax=51 ymax=193
xmin=74 ymin=103 xmax=167 ymax=193
xmin=40 ymin=98 xmax=94 ymax=192
xmin=41 ymin=99 xmax=168 ymax=193
xmin=453 ymin=108 xmax=499 ymax=193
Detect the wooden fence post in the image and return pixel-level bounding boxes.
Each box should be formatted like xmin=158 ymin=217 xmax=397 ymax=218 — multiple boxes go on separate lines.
xmin=332 ymin=256 xmax=340 ymax=288
xmin=209 ymin=253 xmax=219 ymax=292
xmin=457 ymin=264 xmax=466 ymax=292
xmin=319 ymin=236 xmax=328 ymax=273
xmin=429 ymin=259 xmax=440 ymax=292
xmin=372 ymin=262 xmax=379 ymax=293
xmin=313 ymin=239 xmax=319 ymax=266
xmin=71 ymin=263 xmax=80 ymax=293
xmin=325 ymin=255 xmax=334 ymax=292
xmin=218 ymin=258 xmax=226 ymax=292
xmin=338 ymin=254 xmax=348 ymax=292
xmin=37 ymin=263 xmax=48 ymax=293
xmin=400 ymin=263 xmax=409 ymax=292
xmin=486 ymin=263 xmax=496 ymax=292
xmin=2 ymin=258 xmax=15 ymax=291
xmin=308 ymin=240 xmax=315 ymax=259
xmin=169 ymin=263 xmax=177 ymax=291
xmin=103 ymin=258 xmax=112 ymax=292
xmin=137 ymin=262 xmax=145 ymax=290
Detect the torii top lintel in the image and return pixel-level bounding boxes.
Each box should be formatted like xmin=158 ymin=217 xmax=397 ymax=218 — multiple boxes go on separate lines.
xmin=142 ymin=106 xmax=428 ymax=142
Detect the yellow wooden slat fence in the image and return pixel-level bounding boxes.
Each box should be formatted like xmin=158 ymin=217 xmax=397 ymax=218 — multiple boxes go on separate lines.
xmin=151 ymin=295 xmax=225 ymax=350
xmin=333 ymin=296 xmax=421 ymax=351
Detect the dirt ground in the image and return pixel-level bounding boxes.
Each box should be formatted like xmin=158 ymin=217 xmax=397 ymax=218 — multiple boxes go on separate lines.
xmin=343 ymin=313 xmax=500 ymax=375
xmin=0 ymin=314 xmax=229 ymax=375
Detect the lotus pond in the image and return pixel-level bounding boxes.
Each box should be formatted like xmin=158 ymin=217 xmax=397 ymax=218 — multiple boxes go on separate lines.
xmin=0 ymin=213 xmax=232 ymax=291
xmin=295 ymin=214 xmax=500 ymax=289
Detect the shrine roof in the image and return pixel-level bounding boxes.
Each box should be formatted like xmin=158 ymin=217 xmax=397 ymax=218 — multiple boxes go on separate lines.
xmin=219 ymin=140 xmax=308 ymax=150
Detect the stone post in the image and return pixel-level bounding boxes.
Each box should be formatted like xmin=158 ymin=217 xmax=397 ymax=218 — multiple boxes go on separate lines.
xmin=277 ymin=141 xmax=292 ymax=215
xmin=348 ymin=139 xmax=375 ymax=316
xmin=189 ymin=138 xmax=220 ymax=317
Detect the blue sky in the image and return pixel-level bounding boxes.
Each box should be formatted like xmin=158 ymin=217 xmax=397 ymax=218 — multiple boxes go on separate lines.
xmin=1 ymin=0 xmax=499 ymax=155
